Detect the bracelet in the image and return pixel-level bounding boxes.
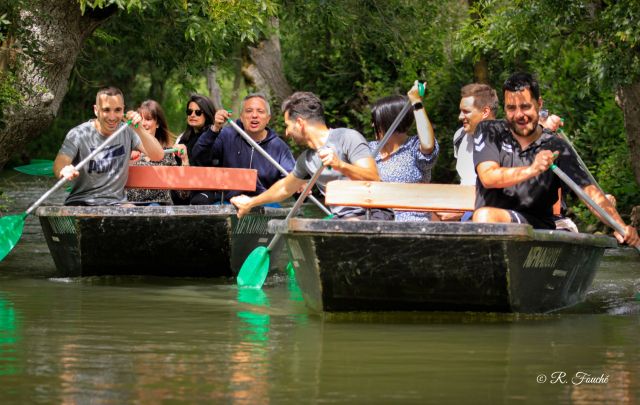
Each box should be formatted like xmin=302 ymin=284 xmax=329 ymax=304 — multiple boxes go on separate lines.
xmin=412 ymin=102 xmax=423 ymax=111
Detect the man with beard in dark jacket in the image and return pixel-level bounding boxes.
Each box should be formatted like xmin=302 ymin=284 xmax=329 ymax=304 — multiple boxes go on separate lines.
xmin=192 ymin=93 xmax=295 ymax=204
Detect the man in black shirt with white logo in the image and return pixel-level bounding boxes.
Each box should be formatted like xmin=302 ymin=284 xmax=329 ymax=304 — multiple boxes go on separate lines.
xmin=472 ymin=72 xmax=639 ymax=247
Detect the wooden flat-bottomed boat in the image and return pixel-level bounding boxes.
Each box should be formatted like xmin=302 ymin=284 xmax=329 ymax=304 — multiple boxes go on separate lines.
xmin=272 ymin=181 xmax=618 ymax=313
xmin=35 ymin=166 xmax=290 ymax=277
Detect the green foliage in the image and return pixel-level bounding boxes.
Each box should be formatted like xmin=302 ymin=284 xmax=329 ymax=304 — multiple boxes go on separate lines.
xmin=26 ymin=0 xmax=278 ymax=157
xmin=279 ymin=0 xmax=473 ymax=181
xmin=457 ymin=0 xmax=640 ymax=89
xmin=18 ymin=0 xmax=640 ymax=225
xmin=0 ymin=71 xmax=21 ymax=127
xmin=79 ymin=0 xmax=143 ymax=14
xmin=79 ymin=0 xmax=278 ymax=60
xmin=0 ymin=0 xmax=36 ymax=122
xmin=568 ymin=97 xmax=640 ymax=226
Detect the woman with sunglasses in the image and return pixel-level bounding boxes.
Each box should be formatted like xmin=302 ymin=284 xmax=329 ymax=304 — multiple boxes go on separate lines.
xmin=172 ymin=94 xmax=217 ymax=205
xmin=127 ymin=99 xmax=177 ymax=205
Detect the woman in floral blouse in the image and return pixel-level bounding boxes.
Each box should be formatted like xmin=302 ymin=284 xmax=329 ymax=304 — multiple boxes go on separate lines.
xmin=368 ymin=81 xmax=439 ymax=221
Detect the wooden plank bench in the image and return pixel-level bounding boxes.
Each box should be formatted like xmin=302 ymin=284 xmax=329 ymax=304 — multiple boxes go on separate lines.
xmin=325 ymin=181 xmax=475 ymax=213
xmin=126 ymin=166 xmax=257 ymax=191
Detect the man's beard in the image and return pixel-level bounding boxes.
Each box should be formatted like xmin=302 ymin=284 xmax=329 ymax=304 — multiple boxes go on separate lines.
xmin=509 ymin=119 xmax=538 ymax=137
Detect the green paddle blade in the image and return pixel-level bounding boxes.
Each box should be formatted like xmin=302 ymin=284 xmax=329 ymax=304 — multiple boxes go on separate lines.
xmin=0 ymin=213 xmax=26 ymax=262
xmin=237 ymin=246 xmax=270 ymax=288
xmin=13 ymin=161 xmax=54 ymax=177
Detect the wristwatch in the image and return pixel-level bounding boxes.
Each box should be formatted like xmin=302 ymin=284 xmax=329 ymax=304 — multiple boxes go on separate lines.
xmin=412 ymin=102 xmax=423 ymax=111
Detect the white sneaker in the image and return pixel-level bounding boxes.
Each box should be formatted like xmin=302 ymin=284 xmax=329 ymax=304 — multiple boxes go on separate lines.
xmin=555 ymin=217 xmax=579 ymax=233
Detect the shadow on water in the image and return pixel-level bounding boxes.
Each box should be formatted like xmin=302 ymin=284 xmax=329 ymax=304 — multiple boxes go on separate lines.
xmin=567 ymin=249 xmax=640 ymax=315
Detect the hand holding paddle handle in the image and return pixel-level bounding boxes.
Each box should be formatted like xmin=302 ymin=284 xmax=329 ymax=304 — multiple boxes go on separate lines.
xmin=164 ymin=147 xmax=184 ymax=155
xmin=237 ymin=164 xmax=326 ymax=288
xmin=25 ymin=120 xmax=133 ymax=215
xmin=226 ymin=118 xmax=332 ymax=217
xmin=551 ymin=164 xmax=639 ymax=252
xmin=267 ymin=164 xmax=326 ymax=252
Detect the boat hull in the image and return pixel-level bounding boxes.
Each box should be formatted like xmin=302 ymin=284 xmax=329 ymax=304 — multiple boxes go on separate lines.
xmin=274 ymin=219 xmax=617 ymax=313
xmin=36 ymin=205 xmax=289 ymax=278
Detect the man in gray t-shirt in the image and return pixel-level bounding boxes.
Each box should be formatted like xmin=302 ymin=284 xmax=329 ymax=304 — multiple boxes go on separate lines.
xmin=54 ymin=86 xmax=164 ymax=205
xmin=231 ymin=91 xmax=380 ymax=218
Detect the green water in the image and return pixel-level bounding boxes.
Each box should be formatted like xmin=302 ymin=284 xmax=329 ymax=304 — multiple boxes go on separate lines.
xmin=1 ymin=171 xmax=639 ymax=403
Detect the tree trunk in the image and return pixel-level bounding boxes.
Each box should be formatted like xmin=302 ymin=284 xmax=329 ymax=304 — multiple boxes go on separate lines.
xmin=148 ymin=67 xmax=166 ymax=104
xmin=468 ymin=0 xmax=490 ymax=84
xmin=206 ymin=66 xmax=223 ymax=111
xmin=473 ymin=57 xmax=490 ymax=84
xmin=244 ymin=17 xmax=292 ymax=109
xmin=616 ymin=81 xmax=640 ymax=186
xmin=0 ymin=1 xmax=115 ymax=169
xmin=231 ymin=45 xmax=244 ymax=115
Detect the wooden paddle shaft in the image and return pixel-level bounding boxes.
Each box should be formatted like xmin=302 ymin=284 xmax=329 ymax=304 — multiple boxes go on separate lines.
xmin=25 ymin=121 xmax=132 ymax=215
xmin=227 ymin=118 xmax=332 ymax=216
xmin=551 ymin=164 xmax=628 ymax=237
xmin=557 ymin=132 xmax=605 ymax=194
xmin=554 ymin=164 xmax=639 ymax=253
xmin=267 ymin=165 xmax=326 ymax=251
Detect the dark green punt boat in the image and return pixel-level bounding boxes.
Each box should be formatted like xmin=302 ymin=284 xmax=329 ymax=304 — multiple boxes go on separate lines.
xmin=36 ymin=205 xmax=289 ymax=278
xmin=271 ymin=219 xmax=617 ymax=313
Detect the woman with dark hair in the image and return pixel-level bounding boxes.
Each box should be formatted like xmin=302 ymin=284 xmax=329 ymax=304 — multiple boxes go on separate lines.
xmin=368 ymin=81 xmax=439 ymax=221
xmin=127 ymin=100 xmax=177 ymax=204
xmin=175 ymin=94 xmax=216 ymax=163
xmin=172 ymin=94 xmax=217 ymax=205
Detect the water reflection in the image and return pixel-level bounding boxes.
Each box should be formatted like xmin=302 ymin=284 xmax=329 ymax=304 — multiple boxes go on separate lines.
xmin=237 ymin=288 xmax=271 ymax=343
xmin=311 ymin=312 xmax=640 ymax=404
xmin=3 ymin=169 xmax=640 ymax=402
xmin=502 ymin=315 xmax=640 ymax=404
xmin=0 ymin=294 xmax=18 ymax=376
xmin=286 ymin=262 xmax=304 ymax=303
xmin=234 ymin=288 xmax=271 ymax=403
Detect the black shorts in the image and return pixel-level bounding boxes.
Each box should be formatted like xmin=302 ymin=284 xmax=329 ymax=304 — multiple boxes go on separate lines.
xmin=507 ymin=210 xmax=555 ymax=229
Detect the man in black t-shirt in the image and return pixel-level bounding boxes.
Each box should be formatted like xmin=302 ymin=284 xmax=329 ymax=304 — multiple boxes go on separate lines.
xmin=472 ymin=72 xmax=639 ymax=247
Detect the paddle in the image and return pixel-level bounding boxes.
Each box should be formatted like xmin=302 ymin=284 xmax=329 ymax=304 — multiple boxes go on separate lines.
xmin=550 ymin=163 xmax=640 ymax=253
xmin=14 ymin=148 xmax=179 ymax=178
xmin=236 ymin=81 xmax=425 ymax=287
xmin=237 ymin=163 xmax=326 ymax=288
xmin=225 ymin=117 xmax=333 ymax=217
xmin=553 ymin=123 xmax=606 ymax=195
xmin=0 ymin=120 xmax=135 ymax=262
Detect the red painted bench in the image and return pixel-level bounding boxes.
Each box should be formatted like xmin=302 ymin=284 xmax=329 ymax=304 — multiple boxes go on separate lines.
xmin=126 ymin=166 xmax=257 ymax=191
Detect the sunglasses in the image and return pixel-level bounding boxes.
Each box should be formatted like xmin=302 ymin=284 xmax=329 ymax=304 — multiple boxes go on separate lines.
xmin=186 ymin=108 xmax=203 ymax=117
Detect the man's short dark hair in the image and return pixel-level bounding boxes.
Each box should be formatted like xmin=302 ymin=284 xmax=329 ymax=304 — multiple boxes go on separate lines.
xmin=502 ymin=72 xmax=540 ymax=100
xmin=281 ymin=91 xmax=325 ymax=124
xmin=95 ymin=86 xmax=123 ymax=104
xmin=460 ymin=83 xmax=499 ymax=116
